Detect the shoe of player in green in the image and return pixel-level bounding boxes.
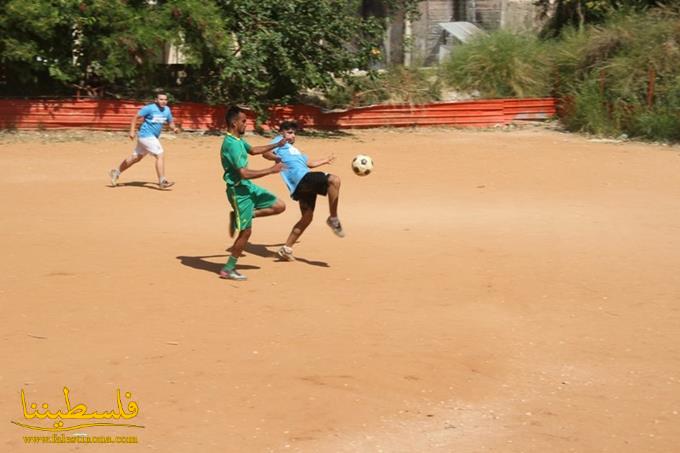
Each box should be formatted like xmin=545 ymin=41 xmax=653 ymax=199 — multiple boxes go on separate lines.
xmin=219 ymin=268 xmax=247 ymax=281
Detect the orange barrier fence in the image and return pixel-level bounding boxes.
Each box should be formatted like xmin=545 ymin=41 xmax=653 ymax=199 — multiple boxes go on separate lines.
xmin=0 ymin=98 xmax=556 ymax=131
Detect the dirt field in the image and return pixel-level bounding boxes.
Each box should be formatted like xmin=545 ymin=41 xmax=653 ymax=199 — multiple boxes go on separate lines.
xmin=1 ymin=127 xmax=680 ymax=452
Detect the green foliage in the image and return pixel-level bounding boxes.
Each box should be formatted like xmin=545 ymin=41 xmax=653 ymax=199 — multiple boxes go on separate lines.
xmin=560 ymin=75 xmax=620 ymax=135
xmin=441 ymin=30 xmax=553 ymax=98
xmin=536 ymin=0 xmax=661 ymax=37
xmin=441 ymin=6 xmax=680 ymax=141
xmin=554 ymin=8 xmax=680 ymax=140
xmin=0 ymin=0 xmax=420 ymax=108
xmin=323 ymin=66 xmax=441 ymax=109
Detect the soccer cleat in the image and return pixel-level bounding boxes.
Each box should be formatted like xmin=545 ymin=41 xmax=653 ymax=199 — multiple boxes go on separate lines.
xmin=277 ymin=246 xmax=295 ymax=261
xmin=219 ymin=268 xmax=247 ymax=281
xmin=109 ymin=169 xmax=120 ymax=187
xmin=159 ymin=179 xmax=175 ymax=189
xmin=229 ymin=211 xmax=236 ymax=238
xmin=326 ymin=217 xmax=345 ymax=238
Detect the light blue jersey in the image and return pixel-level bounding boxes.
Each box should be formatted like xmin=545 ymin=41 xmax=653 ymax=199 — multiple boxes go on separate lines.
xmin=271 ymin=137 xmax=310 ymax=195
xmin=138 ymin=103 xmax=173 ymax=138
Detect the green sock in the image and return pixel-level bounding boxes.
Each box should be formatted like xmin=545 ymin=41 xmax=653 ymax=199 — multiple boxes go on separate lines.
xmin=223 ymin=256 xmax=238 ymax=271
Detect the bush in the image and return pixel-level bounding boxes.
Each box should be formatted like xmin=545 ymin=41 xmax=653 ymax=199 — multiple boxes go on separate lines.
xmin=553 ymin=9 xmax=680 ymax=140
xmin=443 ymin=7 xmax=680 ymax=141
xmin=322 ymin=66 xmax=441 ymax=109
xmin=560 ymin=76 xmax=620 ymax=135
xmin=441 ymin=30 xmax=553 ymax=99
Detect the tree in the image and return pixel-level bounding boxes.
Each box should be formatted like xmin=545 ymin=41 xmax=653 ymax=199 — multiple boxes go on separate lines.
xmin=536 ymin=0 xmax=663 ymax=37
xmin=0 ymin=0 xmax=171 ymax=96
xmin=177 ymin=0 xmax=421 ymax=107
xmin=0 ymin=0 xmax=421 ymax=107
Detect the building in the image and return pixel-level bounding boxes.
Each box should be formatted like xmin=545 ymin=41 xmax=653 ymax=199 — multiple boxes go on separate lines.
xmin=376 ymin=0 xmax=539 ymax=66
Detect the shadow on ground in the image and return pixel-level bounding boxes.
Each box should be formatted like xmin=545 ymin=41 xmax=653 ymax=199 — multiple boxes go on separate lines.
xmin=222 ymin=243 xmax=330 ymax=267
xmin=109 ymin=181 xmax=170 ymax=191
xmin=176 ymin=254 xmax=260 ymax=273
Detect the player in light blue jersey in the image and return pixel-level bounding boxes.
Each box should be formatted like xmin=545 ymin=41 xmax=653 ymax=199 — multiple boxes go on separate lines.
xmin=109 ymin=91 xmax=179 ymax=189
xmin=265 ymin=120 xmax=344 ymax=262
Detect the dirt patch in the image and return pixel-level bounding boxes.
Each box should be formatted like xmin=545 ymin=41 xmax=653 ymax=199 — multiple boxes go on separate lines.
xmin=1 ymin=127 xmax=680 ymax=452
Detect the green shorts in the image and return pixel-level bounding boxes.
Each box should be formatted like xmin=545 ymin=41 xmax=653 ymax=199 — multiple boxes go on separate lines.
xmin=226 ymin=183 xmax=277 ymax=231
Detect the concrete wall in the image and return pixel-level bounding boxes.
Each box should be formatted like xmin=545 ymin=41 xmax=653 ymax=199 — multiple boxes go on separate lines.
xmin=501 ymin=0 xmax=542 ymax=31
xmin=473 ymin=0 xmax=503 ymax=29
xmin=411 ymin=0 xmax=456 ymax=65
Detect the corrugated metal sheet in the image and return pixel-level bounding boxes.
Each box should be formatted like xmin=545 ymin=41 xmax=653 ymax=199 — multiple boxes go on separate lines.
xmin=0 ymin=98 xmax=556 ymax=131
xmin=268 ymin=98 xmax=556 ymax=129
xmin=437 ymin=22 xmax=485 ymax=42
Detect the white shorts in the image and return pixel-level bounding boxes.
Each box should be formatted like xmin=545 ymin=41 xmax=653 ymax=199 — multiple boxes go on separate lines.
xmin=133 ymin=136 xmax=164 ymax=156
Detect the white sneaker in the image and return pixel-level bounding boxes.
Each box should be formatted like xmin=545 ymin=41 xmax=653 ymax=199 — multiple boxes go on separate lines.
xmin=326 ymin=217 xmax=345 ymax=238
xmin=277 ymin=246 xmax=295 ymax=261
xmin=109 ymin=169 xmax=120 ymax=186
xmin=159 ymin=179 xmax=175 ymax=189
xmin=219 ymin=268 xmax=247 ymax=281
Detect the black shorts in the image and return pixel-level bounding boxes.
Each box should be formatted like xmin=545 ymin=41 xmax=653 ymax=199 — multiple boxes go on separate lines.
xmin=292 ymin=172 xmax=329 ymax=210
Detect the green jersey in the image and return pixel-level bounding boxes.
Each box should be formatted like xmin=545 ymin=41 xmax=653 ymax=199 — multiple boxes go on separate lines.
xmin=221 ymin=133 xmax=252 ymax=187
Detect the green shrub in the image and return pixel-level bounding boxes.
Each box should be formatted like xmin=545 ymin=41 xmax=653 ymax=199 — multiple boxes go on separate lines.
xmin=630 ymin=109 xmax=680 ymax=141
xmin=441 ymin=30 xmax=553 ymax=98
xmin=555 ymin=9 xmax=680 ymax=140
xmin=442 ymin=7 xmax=680 ymax=141
xmin=322 ymin=66 xmax=441 ymax=109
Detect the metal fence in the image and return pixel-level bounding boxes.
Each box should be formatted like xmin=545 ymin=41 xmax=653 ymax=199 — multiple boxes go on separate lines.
xmin=0 ymin=98 xmax=556 ymax=131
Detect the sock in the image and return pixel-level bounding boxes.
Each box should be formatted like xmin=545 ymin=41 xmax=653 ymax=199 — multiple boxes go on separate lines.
xmin=223 ymin=255 xmax=238 ymax=271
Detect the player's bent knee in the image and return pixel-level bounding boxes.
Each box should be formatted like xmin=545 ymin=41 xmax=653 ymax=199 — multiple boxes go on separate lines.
xmin=273 ymin=200 xmax=286 ymax=214
xmin=328 ymin=174 xmax=341 ymax=187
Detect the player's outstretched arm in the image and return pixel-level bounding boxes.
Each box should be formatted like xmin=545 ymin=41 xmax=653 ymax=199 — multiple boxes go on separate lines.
xmin=261 ymin=151 xmax=280 ymax=162
xmin=249 ymin=137 xmax=288 ymax=155
xmin=238 ymin=162 xmax=285 ymax=180
xmin=307 ymin=154 xmax=335 ymax=168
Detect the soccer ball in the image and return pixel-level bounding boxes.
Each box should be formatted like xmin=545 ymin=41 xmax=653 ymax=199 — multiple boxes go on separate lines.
xmin=352 ymin=154 xmax=373 ymax=176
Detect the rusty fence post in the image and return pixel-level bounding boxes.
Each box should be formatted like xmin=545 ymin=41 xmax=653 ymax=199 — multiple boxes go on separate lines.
xmin=647 ymin=66 xmax=656 ymax=109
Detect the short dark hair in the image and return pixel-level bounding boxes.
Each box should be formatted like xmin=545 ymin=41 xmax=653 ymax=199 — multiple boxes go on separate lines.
xmin=279 ymin=120 xmax=298 ymax=132
xmin=154 ymin=89 xmax=167 ymax=98
xmin=226 ymin=106 xmax=242 ymax=128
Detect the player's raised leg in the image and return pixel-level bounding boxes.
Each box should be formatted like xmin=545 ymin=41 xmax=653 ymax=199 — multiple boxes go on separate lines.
xmin=326 ymin=174 xmax=344 ymax=237
xmin=253 ymin=198 xmax=285 ymax=218
xmin=250 ymin=184 xmax=285 ymax=219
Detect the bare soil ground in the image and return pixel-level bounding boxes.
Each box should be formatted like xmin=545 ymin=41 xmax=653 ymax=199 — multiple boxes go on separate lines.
xmin=1 ymin=127 xmax=680 ymax=452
